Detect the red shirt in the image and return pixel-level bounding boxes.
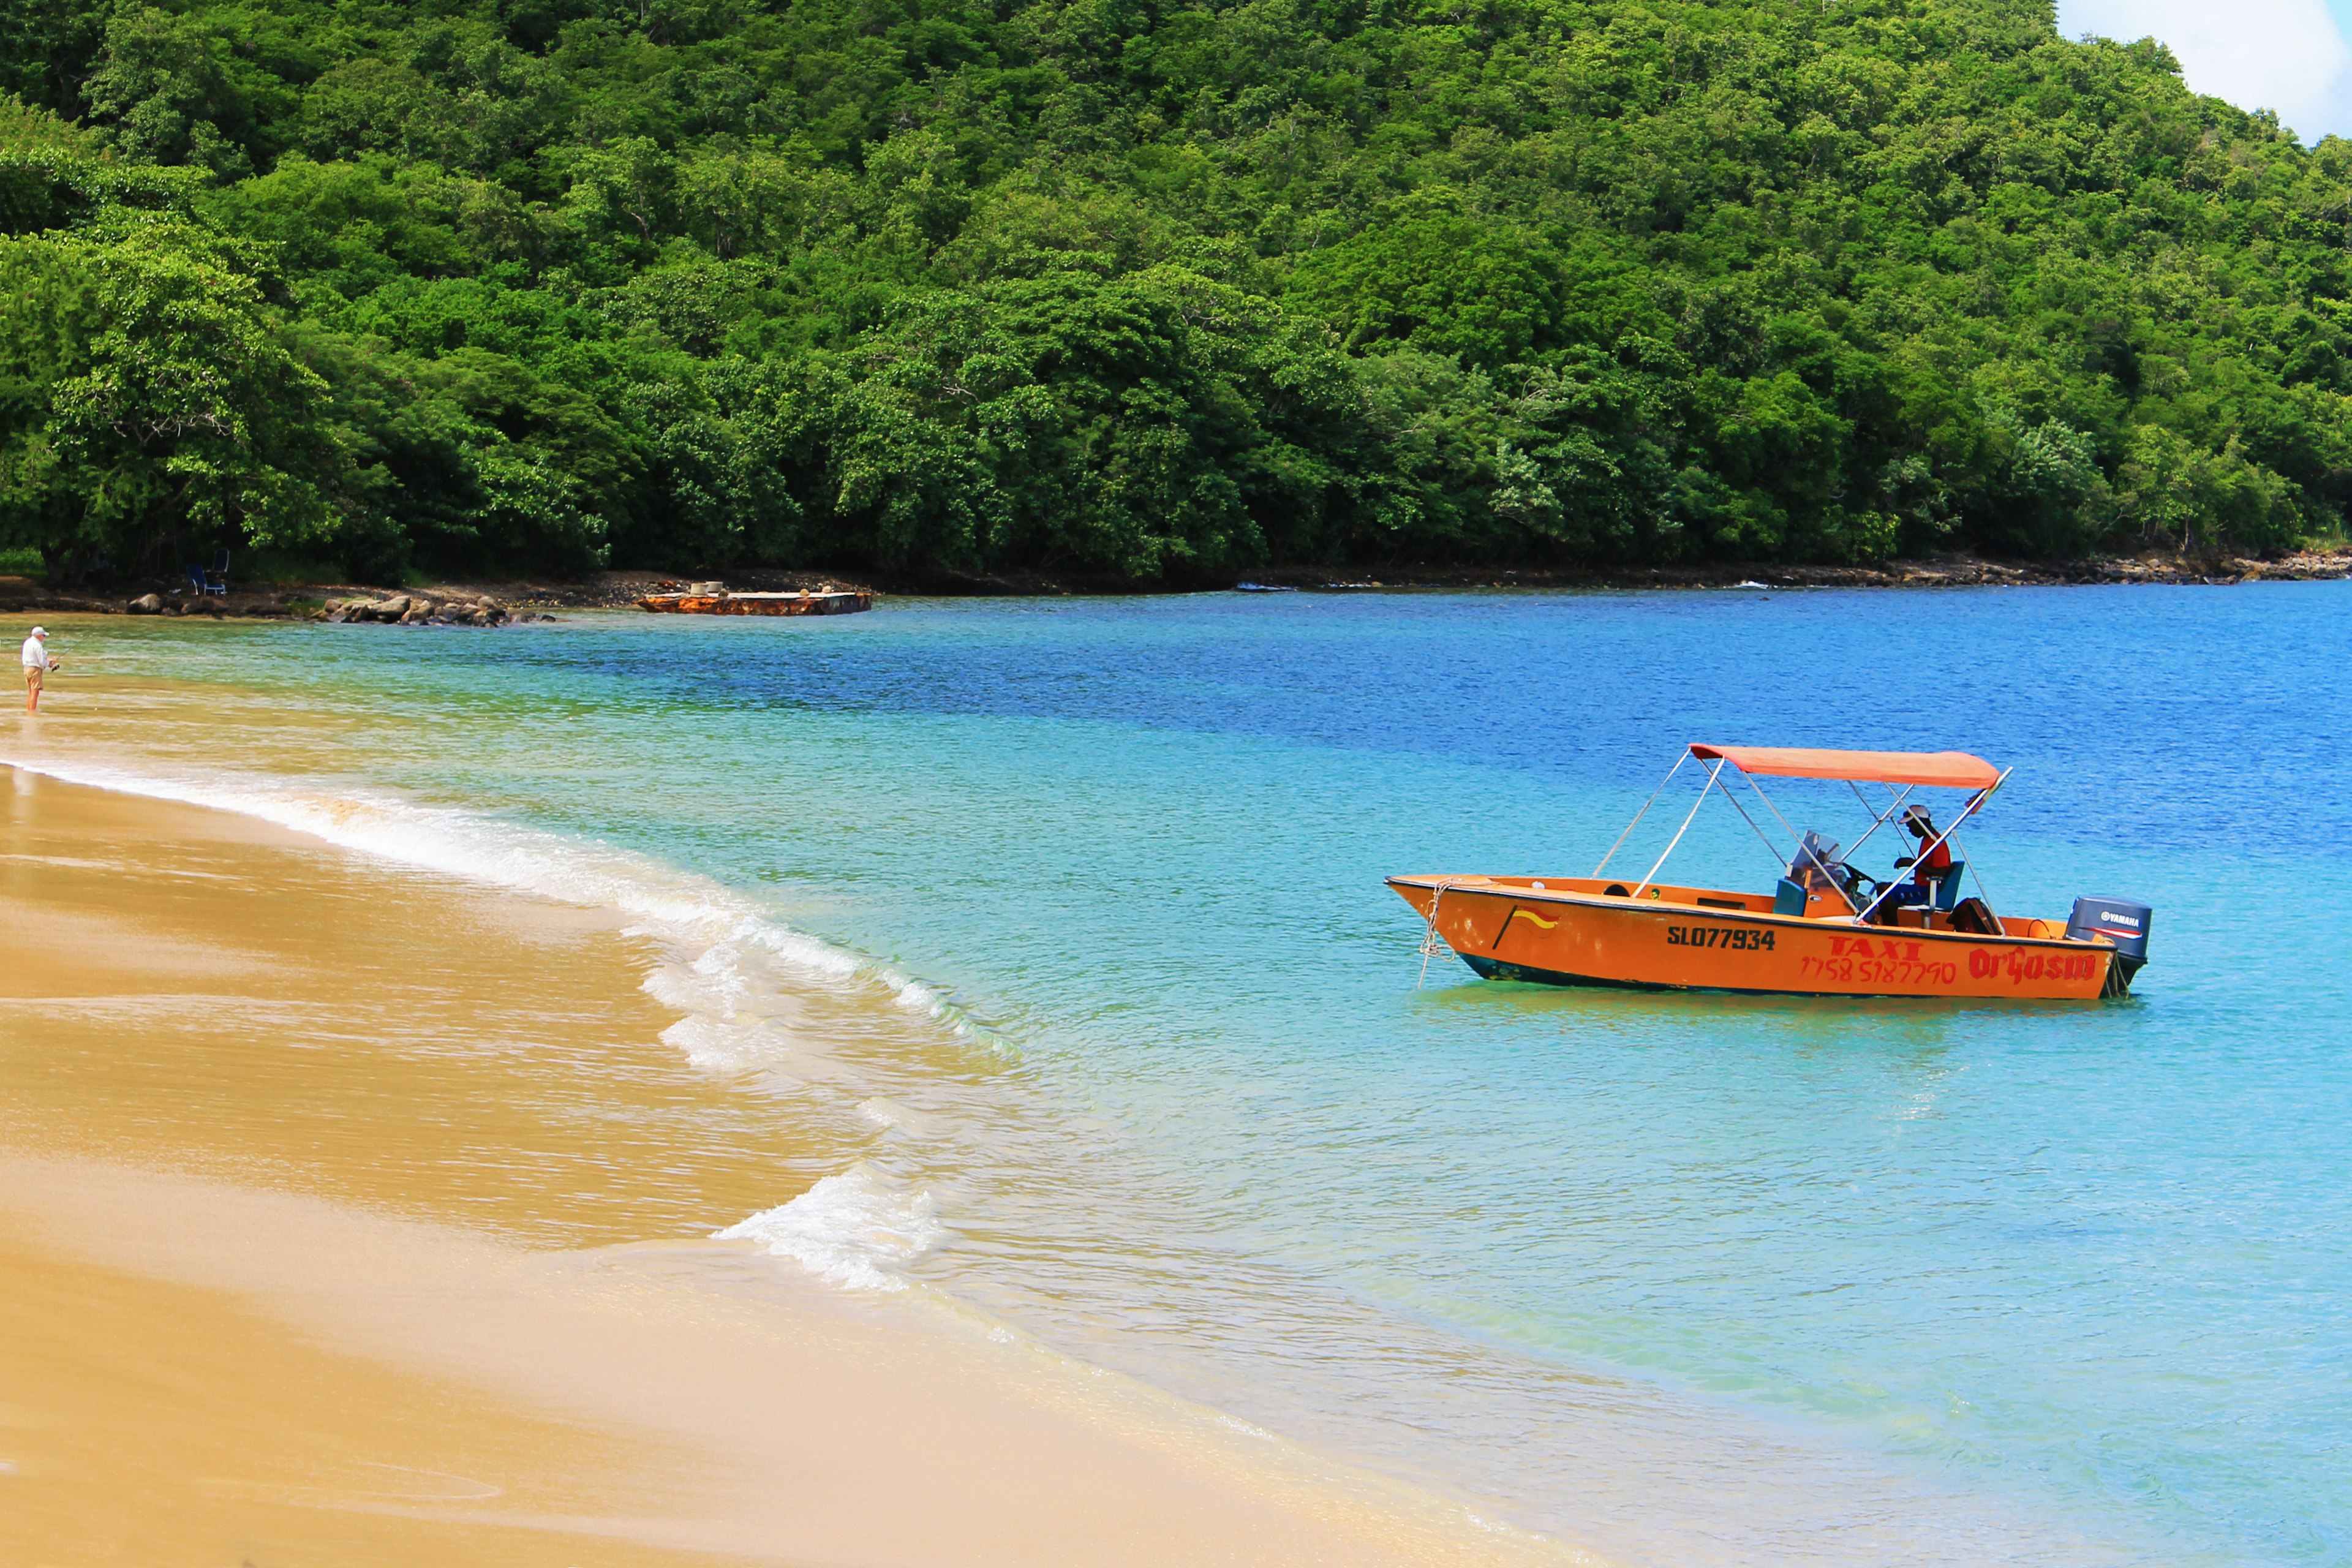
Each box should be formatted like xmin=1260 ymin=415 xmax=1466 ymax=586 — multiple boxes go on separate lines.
xmin=1915 ymin=837 xmax=1952 ymax=873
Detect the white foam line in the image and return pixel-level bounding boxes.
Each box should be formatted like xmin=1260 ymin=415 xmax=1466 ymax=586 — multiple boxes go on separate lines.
xmin=0 ymin=752 xmax=922 ymax=1004
xmin=7 ymin=748 xmax=980 ymax=1295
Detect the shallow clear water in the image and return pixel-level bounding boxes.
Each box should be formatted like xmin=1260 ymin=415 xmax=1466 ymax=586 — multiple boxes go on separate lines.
xmin=13 ymin=583 xmax=2350 ymax=1566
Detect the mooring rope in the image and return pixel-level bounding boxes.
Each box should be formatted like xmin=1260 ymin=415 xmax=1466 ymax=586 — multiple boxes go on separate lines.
xmin=1415 ymin=880 xmax=1456 ymax=989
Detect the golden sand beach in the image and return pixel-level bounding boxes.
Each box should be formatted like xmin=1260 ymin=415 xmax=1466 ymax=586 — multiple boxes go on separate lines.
xmin=0 ymin=760 xmax=1588 ymax=1568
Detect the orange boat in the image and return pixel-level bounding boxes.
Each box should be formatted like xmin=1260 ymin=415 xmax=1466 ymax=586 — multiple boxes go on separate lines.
xmin=1390 ymin=744 xmax=2152 ymax=1000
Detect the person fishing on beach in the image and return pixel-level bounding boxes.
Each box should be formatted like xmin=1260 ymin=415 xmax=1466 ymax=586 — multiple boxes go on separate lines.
xmin=21 ymin=626 xmax=59 ymax=712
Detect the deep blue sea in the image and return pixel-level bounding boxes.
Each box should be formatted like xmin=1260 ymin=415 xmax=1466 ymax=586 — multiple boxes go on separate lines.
xmin=14 ymin=582 xmax=2348 ymax=1566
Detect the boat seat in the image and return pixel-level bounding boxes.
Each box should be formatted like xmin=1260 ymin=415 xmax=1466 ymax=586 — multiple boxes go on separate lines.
xmin=1774 ymin=878 xmax=1806 ymax=916
xmin=1885 ymin=863 xmax=1965 ymax=913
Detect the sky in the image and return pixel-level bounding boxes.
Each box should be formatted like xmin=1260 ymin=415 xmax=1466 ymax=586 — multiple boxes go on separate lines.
xmin=2054 ymin=0 xmax=2352 ymax=141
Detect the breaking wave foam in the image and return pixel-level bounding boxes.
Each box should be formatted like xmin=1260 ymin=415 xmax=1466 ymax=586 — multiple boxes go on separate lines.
xmin=1 ymin=750 xmax=972 ymax=1294
xmin=0 ymin=752 xmax=922 ymax=1005
xmin=715 ymin=1163 xmax=946 ymax=1291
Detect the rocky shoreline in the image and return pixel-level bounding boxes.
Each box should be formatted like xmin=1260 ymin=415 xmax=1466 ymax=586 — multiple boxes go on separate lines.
xmin=1218 ymin=548 xmax=2352 ymax=594
xmin=0 ymin=580 xmax=570 ymax=622
xmin=309 ymin=592 xmax=554 ymax=625
xmin=0 ymin=549 xmax=2342 ymax=620
xmin=382 ymin=550 xmax=2352 ymax=603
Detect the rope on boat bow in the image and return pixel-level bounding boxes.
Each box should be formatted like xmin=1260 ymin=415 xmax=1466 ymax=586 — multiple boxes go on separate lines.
xmin=1416 ymin=880 xmax=1457 ymax=989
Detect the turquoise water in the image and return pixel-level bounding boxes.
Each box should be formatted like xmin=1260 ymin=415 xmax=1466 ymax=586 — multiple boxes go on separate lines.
xmin=15 ymin=584 xmax=2350 ymax=1566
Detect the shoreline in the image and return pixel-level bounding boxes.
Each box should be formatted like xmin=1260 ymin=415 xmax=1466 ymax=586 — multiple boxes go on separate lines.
xmin=0 ymin=765 xmax=1583 ymax=1568
xmin=2 ymin=547 xmax=2345 ymax=620
xmin=0 ymin=608 xmax=2223 ymax=1568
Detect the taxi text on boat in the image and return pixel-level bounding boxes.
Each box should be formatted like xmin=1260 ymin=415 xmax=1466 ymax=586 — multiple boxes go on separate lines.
xmin=1388 ymin=744 xmax=2152 ymax=1000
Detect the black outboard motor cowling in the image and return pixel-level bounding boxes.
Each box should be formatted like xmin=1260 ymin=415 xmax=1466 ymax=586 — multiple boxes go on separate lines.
xmin=2068 ymin=897 xmax=2154 ymax=992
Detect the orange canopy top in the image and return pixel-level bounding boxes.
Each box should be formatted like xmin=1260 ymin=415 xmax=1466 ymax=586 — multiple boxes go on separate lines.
xmin=1689 ymin=744 xmax=2002 ymax=790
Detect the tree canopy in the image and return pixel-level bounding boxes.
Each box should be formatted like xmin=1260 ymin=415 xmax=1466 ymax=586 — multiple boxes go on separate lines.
xmin=3 ymin=0 xmax=2348 ymax=582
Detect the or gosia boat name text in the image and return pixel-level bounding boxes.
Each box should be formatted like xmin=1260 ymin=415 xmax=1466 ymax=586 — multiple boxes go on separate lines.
xmin=1969 ymin=948 xmax=2101 ymax=982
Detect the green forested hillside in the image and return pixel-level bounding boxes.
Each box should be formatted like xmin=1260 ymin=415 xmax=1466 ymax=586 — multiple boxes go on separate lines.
xmin=4 ymin=0 xmax=2350 ymax=582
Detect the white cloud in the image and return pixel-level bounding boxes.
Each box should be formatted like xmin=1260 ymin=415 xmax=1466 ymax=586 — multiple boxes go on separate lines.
xmin=2055 ymin=0 xmax=2352 ymax=141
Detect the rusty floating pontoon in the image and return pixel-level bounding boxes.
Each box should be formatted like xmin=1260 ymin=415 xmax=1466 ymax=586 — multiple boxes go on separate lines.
xmin=635 ymin=582 xmax=872 ymax=616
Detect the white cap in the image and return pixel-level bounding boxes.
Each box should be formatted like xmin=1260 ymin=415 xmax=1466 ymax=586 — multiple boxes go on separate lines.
xmin=28 ymin=627 xmax=45 ymax=638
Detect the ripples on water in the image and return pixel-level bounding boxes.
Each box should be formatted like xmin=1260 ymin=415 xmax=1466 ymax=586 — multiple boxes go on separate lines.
xmin=13 ymin=583 xmax=2350 ymax=1566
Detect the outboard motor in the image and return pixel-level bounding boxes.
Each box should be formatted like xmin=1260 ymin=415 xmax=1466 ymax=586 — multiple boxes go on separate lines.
xmin=2068 ymin=897 xmax=2154 ymax=995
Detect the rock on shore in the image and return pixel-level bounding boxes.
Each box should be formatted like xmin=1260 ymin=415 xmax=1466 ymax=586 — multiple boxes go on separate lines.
xmin=314 ymin=594 xmax=548 ymax=626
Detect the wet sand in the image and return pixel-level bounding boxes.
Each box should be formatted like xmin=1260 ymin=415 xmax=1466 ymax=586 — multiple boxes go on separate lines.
xmin=0 ymin=766 xmax=1586 ymax=1568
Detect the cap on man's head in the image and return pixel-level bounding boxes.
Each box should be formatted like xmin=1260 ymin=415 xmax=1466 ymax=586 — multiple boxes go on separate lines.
xmin=29 ymin=627 xmax=45 ymax=638
xmin=1902 ymin=804 xmax=1934 ymax=829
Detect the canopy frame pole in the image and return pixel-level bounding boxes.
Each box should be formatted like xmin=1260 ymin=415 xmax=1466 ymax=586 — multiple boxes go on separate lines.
xmin=1950 ymin=831 xmax=2002 ymax=925
xmin=1931 ymin=799 xmax=2004 ymax=929
xmin=1593 ymin=752 xmax=1691 ymax=877
xmin=1744 ymin=774 xmax=1863 ymax=916
xmin=1958 ymin=841 xmax=1998 ymax=915
xmin=1871 ymin=776 xmax=1972 ymax=885
xmin=1715 ymin=782 xmax=1793 ymax=869
xmin=1853 ymin=769 xmax=2011 ymax=925
xmin=1631 ymin=758 xmax=1725 ymax=900
xmin=1845 ymin=780 xmax=1917 ymax=863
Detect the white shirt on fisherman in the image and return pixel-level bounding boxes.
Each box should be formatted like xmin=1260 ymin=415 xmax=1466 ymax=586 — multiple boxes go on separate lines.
xmin=21 ymin=636 xmax=50 ymax=669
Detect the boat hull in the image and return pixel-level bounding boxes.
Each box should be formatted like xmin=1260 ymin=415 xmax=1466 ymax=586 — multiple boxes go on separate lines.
xmin=636 ymin=591 xmax=872 ymax=616
xmin=1390 ymin=876 xmax=2120 ymax=1000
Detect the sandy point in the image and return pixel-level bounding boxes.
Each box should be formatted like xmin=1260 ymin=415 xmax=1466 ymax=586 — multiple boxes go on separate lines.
xmin=0 ymin=765 xmax=1597 ymax=1568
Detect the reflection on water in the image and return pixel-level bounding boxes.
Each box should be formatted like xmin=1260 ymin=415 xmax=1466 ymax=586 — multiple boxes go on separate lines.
xmin=5 ymin=584 xmax=2349 ymax=1567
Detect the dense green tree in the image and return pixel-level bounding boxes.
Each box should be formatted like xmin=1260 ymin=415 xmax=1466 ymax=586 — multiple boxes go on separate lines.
xmin=4 ymin=0 xmax=2350 ymax=583
xmin=0 ymin=213 xmax=347 ymax=578
xmin=1286 ymin=209 xmax=1566 ymax=366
